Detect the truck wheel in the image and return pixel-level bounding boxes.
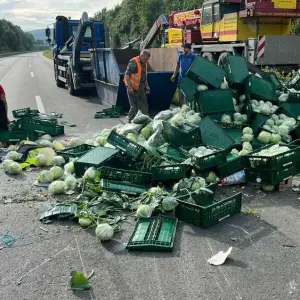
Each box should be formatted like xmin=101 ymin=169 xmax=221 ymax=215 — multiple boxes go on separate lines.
xmin=217 ymin=52 xmax=229 ymax=67
xmin=67 ymin=71 xmax=77 ymax=96
xmin=202 ymin=52 xmax=214 ymax=62
xmin=54 ymin=63 xmax=65 ymax=88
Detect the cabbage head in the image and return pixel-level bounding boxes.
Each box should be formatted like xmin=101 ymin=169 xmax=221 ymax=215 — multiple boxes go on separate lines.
xmin=52 ymin=156 xmax=66 ymax=166
xmin=4 ymin=161 xmax=22 ymax=175
xmin=48 ymin=180 xmax=65 ymax=195
xmin=38 ymin=170 xmax=54 ymax=183
xmin=258 ymin=131 xmax=271 ymax=144
xmin=242 ymin=127 xmax=253 ymax=135
xmin=70 ymin=138 xmax=84 ymax=147
xmin=50 ymin=166 xmax=64 ymax=180
xmin=162 ymin=197 xmax=178 ymax=211
xmin=171 ymin=114 xmax=185 ymax=127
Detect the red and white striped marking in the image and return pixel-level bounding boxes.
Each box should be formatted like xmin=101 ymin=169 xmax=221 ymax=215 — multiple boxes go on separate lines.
xmin=257 ymin=35 xmax=266 ymax=58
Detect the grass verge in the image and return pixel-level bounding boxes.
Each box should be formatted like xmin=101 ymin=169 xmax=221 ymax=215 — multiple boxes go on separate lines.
xmin=43 ymin=50 xmax=53 ymax=60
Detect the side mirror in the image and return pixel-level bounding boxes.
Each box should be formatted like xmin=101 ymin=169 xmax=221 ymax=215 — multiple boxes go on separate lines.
xmin=46 ymin=28 xmax=51 ymax=37
xmin=46 ymin=37 xmax=52 ymax=45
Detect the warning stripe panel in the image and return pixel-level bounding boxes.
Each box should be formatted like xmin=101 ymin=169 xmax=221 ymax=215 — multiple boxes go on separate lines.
xmin=257 ymin=35 xmax=266 ymax=58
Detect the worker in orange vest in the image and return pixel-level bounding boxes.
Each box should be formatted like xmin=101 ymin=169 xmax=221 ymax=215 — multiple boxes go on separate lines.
xmin=124 ymin=50 xmax=151 ymax=122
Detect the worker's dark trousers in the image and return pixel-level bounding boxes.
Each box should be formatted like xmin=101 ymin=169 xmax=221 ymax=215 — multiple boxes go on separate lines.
xmin=127 ymin=84 xmax=148 ymax=122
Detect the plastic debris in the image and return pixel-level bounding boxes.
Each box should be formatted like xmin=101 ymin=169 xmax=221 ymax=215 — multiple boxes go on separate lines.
xmin=207 ymin=247 xmax=233 ymax=266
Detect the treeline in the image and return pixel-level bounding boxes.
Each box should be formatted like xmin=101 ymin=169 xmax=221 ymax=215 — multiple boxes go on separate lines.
xmin=93 ymin=0 xmax=202 ymax=48
xmin=0 ymin=19 xmax=36 ymax=53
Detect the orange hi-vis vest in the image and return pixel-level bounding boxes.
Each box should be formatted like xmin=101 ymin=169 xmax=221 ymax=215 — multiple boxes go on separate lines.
xmin=124 ymin=56 xmax=148 ymax=91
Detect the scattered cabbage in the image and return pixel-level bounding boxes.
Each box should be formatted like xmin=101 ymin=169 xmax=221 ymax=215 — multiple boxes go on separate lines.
xmin=239 ymin=95 xmax=246 ymax=103
xmin=242 ymin=127 xmax=253 ymax=135
xmin=119 ymin=123 xmax=143 ymax=135
xmin=48 ymin=180 xmax=65 ymax=195
xmin=41 ymin=134 xmax=53 ymax=142
xmin=239 ymin=149 xmax=249 ymax=156
xmin=132 ymin=110 xmax=152 ymax=124
xmin=233 ymin=113 xmax=242 ymax=122
xmin=206 ymin=172 xmax=217 ymax=184
xmin=70 ymin=138 xmax=84 ymax=147
xmin=181 ymin=104 xmax=190 ymax=114
xmin=53 ymin=140 xmax=65 ymax=151
xmin=50 ymin=166 xmax=64 ymax=180
xmin=36 ymin=154 xmax=48 ymax=167
xmin=258 ymin=131 xmax=271 ymax=144
xmin=270 ymin=133 xmax=281 ymax=143
xmin=265 ymin=119 xmax=275 ymax=128
xmin=171 ymin=114 xmax=185 ymax=127
xmin=189 ymin=113 xmax=202 ymax=125
xmin=141 ymin=126 xmax=152 ymax=139
xmin=4 ymin=161 xmax=22 ymax=175
xmin=278 ymin=125 xmax=289 ymax=136
xmin=52 ymin=156 xmax=66 ymax=166
xmin=37 ymin=139 xmax=53 ymax=148
xmin=85 ymin=139 xmax=97 ymax=146
xmin=221 ymin=81 xmax=229 ymax=89
xmin=241 ymin=134 xmax=254 ymax=142
xmin=7 ymin=145 xmax=18 ymax=151
xmin=83 ymin=167 xmax=99 ymax=182
xmin=126 ymin=133 xmax=138 ymax=142
xmin=162 ymin=197 xmax=178 ymax=211
xmin=2 ymin=159 xmax=14 ymax=171
xmin=243 ymin=142 xmax=253 ymax=152
xmin=5 ymin=151 xmax=21 ymax=161
xmin=232 ymin=98 xmax=237 ymax=106
xmin=136 ymin=204 xmax=152 ymax=217
xmin=95 ymin=224 xmax=114 ymax=241
xmin=279 ymin=93 xmax=288 ymax=102
xmin=96 ymin=135 xmax=108 ymax=146
xmin=154 ymin=110 xmax=173 ymax=121
xmin=231 ymin=149 xmax=239 ymax=155
xmin=79 ymin=217 xmax=92 ymax=227
xmin=64 ymin=161 xmax=74 ymax=174
xmin=197 ymin=84 xmax=208 ymax=91
xmin=221 ymin=114 xmax=232 ymax=124
xmin=64 ymin=175 xmax=77 ymax=191
xmin=38 ymin=170 xmax=54 ymax=183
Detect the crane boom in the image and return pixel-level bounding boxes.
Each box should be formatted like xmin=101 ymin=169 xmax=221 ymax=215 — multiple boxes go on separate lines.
xmin=140 ymin=15 xmax=169 ymax=50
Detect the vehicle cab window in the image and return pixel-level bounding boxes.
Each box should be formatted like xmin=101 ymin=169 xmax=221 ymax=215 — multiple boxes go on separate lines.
xmin=202 ymin=5 xmax=213 ymax=25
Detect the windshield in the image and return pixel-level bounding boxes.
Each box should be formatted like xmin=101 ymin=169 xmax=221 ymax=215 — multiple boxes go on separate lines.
xmin=71 ymin=25 xmax=92 ymax=38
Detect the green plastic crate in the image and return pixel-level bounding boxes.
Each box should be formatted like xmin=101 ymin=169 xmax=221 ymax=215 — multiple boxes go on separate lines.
xmin=107 ymin=131 xmax=146 ymax=161
xmin=216 ymin=154 xmax=244 ymax=178
xmin=178 ymin=76 xmax=198 ymax=103
xmin=100 ymin=179 xmax=148 ymax=195
xmin=263 ymin=72 xmax=283 ymax=90
xmin=186 ymin=55 xmax=226 ymax=89
xmin=195 ymin=89 xmax=234 ymax=116
xmin=74 ymin=147 xmax=119 ymax=177
xmin=285 ymin=70 xmax=300 ymax=90
xmin=245 ymin=166 xmax=298 ymax=185
xmin=162 ymin=121 xmax=202 ymax=149
xmin=287 ymin=91 xmax=300 ymax=103
xmin=250 ymin=113 xmax=269 ymax=135
xmin=156 ymin=145 xmax=189 ymax=163
xmin=222 ymin=55 xmax=249 ymax=88
xmin=243 ymin=144 xmax=300 ymax=171
xmin=56 ymin=144 xmax=96 ymax=162
xmin=100 ymin=166 xmax=151 ymax=184
xmin=217 ymin=123 xmax=244 ymax=144
xmin=12 ymin=108 xmax=40 ymax=118
xmin=126 ymin=216 xmax=178 ymax=251
xmin=0 ymin=130 xmax=39 ymax=142
xmin=245 ymin=75 xmax=277 ymax=102
xmin=280 ymin=102 xmax=300 ymax=119
xmin=13 ymin=118 xmax=64 ymax=136
xmin=198 ymin=116 xmax=235 ymax=150
xmin=175 ymin=193 xmax=242 ymax=229
xmin=191 ymin=147 xmax=226 ymax=171
xmin=94 ymin=105 xmax=123 ymax=118
xmin=191 ymin=182 xmax=218 ymax=206
xmin=152 ymin=164 xmax=191 ymax=182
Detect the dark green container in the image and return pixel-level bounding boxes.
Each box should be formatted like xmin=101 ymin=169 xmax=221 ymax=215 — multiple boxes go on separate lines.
xmin=191 ymin=182 xmax=218 ymax=207
xmin=126 ymin=216 xmax=178 ymax=251
xmin=196 ymin=89 xmax=234 ymax=116
xmin=280 ymin=102 xmax=300 ymax=119
xmin=186 ymin=56 xmax=226 ymax=89
xmin=245 ymin=166 xmax=298 ymax=185
xmin=285 ymin=70 xmax=300 ymax=90
xmin=74 ymin=147 xmax=119 ymax=177
xmin=262 ymin=72 xmax=283 ymax=90
xmin=178 ymin=76 xmax=198 ymax=103
xmin=175 ymin=193 xmax=242 ymax=229
xmin=152 ymin=164 xmax=191 ymax=182
xmin=216 ymin=154 xmax=244 ymax=178
xmin=245 ymin=75 xmax=277 ymax=102
xmin=192 ymin=147 xmax=226 ymax=171
xmin=222 ymin=55 xmax=249 ymax=88
xmin=100 ymin=179 xmax=148 ymax=195
xmin=57 ymin=144 xmax=96 ymax=162
xmin=156 ymin=145 xmax=189 ymax=163
xmin=162 ymin=121 xmax=202 ymax=149
xmin=250 ymin=113 xmax=269 ymax=135
xmin=0 ymin=130 xmax=39 ymax=142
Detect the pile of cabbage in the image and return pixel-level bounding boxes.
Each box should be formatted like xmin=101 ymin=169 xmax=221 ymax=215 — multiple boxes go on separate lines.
xmin=220 ymin=113 xmax=248 ymax=125
xmin=253 ymin=144 xmax=290 ymax=157
xmin=188 ymin=146 xmax=218 ymax=158
xmin=251 ymin=100 xmax=278 ymax=116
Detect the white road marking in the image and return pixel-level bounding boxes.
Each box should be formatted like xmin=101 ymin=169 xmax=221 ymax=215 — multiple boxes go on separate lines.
xmin=30 ymin=72 xmax=35 ymax=77
xmin=0 ymin=57 xmax=13 ymax=64
xmin=0 ymin=68 xmax=13 ymax=84
xmin=29 ymin=65 xmax=31 ymax=68
xmin=36 ymin=96 xmax=45 ymax=114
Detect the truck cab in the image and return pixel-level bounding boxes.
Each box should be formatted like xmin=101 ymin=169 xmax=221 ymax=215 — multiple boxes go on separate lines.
xmin=46 ymin=13 xmax=105 ymax=95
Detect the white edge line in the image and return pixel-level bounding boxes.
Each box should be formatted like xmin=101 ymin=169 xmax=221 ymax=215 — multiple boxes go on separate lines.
xmin=30 ymin=72 xmax=35 ymax=78
xmin=36 ymin=96 xmax=45 ymax=114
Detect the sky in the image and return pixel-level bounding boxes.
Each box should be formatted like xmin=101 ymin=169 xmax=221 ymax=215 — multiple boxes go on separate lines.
xmin=0 ymin=0 xmax=121 ymax=31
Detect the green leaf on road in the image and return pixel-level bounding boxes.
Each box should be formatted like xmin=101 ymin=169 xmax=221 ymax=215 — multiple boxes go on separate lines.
xmin=70 ymin=271 xmax=91 ymax=291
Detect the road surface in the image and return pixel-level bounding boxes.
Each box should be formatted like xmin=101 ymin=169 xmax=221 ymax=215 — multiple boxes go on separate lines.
xmin=1 ymin=53 xmax=300 ymax=300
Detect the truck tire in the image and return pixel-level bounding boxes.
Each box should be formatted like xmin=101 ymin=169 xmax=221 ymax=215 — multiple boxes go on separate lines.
xmin=202 ymin=52 xmax=214 ymax=62
xmin=217 ymin=52 xmax=229 ymax=67
xmin=54 ymin=63 xmax=65 ymax=88
xmin=67 ymin=70 xmax=78 ymax=96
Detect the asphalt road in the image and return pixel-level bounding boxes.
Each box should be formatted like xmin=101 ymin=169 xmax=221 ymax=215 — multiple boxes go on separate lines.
xmin=1 ymin=53 xmax=300 ymax=300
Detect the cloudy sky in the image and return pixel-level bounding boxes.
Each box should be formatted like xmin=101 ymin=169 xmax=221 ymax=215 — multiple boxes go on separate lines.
xmin=0 ymin=0 xmax=121 ymax=31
